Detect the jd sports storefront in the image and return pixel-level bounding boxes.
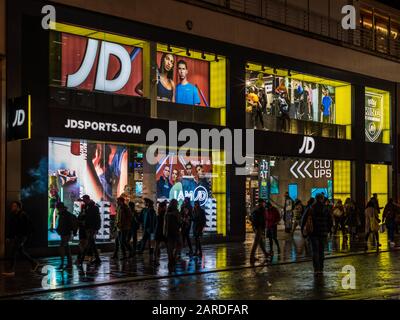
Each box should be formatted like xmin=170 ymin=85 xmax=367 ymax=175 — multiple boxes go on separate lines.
xmin=5 ymin=1 xmax=398 ymax=253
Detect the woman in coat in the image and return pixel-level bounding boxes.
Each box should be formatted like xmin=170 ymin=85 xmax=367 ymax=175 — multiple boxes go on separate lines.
xmin=365 ymin=199 xmax=381 ymax=250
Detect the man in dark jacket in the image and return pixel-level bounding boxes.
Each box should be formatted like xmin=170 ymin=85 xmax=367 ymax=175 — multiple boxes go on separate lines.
xmin=164 ymin=199 xmax=181 ymax=273
xmin=301 ymin=193 xmax=333 ymax=276
xmin=192 ymin=201 xmax=207 ymax=257
xmin=80 ymin=195 xmax=101 ymax=265
xmin=113 ymin=197 xmax=133 ymax=260
xmin=56 ymin=202 xmax=77 ymax=269
xmin=2 ymin=201 xmax=39 ymax=276
xmin=139 ymin=198 xmax=157 ymax=254
xmin=250 ymin=199 xmax=270 ymax=264
xmin=180 ymin=197 xmax=193 ymax=256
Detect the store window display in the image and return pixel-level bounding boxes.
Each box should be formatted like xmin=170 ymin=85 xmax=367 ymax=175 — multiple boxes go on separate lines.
xmin=245 ymin=64 xmax=352 ymax=139
xmin=48 ymin=139 xmax=226 ymax=245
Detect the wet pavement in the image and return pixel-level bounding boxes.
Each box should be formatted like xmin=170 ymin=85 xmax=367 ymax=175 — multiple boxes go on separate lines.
xmin=1 ymin=229 xmax=399 ymax=300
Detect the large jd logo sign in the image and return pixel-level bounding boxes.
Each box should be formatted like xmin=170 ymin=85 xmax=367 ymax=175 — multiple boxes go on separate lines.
xmin=66 ymin=39 xmax=132 ymax=92
xmin=365 ymin=92 xmax=384 ymax=143
xmin=7 ymin=95 xmax=31 ymax=142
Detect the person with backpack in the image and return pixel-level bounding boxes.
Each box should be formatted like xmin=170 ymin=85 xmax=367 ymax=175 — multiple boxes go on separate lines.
xmin=164 ymin=199 xmax=181 ymax=273
xmin=80 ymin=195 xmax=102 ymax=265
xmin=113 ymin=197 xmax=133 ymax=260
xmin=266 ymin=202 xmax=281 ymax=256
xmin=383 ymin=198 xmax=398 ymax=247
xmin=301 ymin=193 xmax=333 ymax=276
xmin=192 ymin=200 xmax=207 ymax=257
xmin=180 ymin=197 xmax=194 ymax=256
xmin=154 ymin=200 xmax=167 ymax=265
xmin=55 ymin=202 xmax=78 ymax=270
xmin=2 ymin=201 xmax=39 ymax=277
xmin=250 ymin=199 xmax=271 ymax=264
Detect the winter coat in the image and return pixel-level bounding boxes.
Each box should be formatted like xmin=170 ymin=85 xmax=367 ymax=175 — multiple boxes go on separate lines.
xmin=192 ymin=207 xmax=207 ymax=237
xmin=266 ymin=207 xmax=281 ymax=229
xmin=116 ymin=203 xmax=132 ymax=231
xmin=56 ymin=210 xmax=77 ymax=236
xmin=251 ymin=206 xmax=266 ymax=230
xmin=7 ymin=210 xmax=32 ymax=239
xmin=301 ymin=202 xmax=333 ymax=238
xmin=365 ymin=207 xmax=380 ymax=233
xmin=164 ymin=208 xmax=181 ymax=240
xmin=85 ymin=202 xmax=101 ymax=231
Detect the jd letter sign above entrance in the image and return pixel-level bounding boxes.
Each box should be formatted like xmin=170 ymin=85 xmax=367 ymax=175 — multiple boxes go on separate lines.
xmin=299 ymin=136 xmax=315 ymax=155
xmin=365 ymin=91 xmax=383 ymax=143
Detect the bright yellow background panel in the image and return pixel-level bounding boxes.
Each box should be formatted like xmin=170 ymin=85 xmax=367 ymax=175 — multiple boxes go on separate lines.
xmin=371 ymin=164 xmax=388 ymax=208
xmin=333 ymin=160 xmax=351 ymax=203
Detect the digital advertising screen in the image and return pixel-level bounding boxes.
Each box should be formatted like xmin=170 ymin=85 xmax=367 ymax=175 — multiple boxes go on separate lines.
xmin=155 ymin=153 xmax=216 ymax=232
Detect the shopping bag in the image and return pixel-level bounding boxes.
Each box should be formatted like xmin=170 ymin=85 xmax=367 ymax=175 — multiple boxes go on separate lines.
xmin=379 ymin=224 xmax=386 ymax=233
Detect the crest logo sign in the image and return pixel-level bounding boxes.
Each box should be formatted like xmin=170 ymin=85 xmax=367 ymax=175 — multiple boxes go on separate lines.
xmin=365 ymin=91 xmax=384 ymax=143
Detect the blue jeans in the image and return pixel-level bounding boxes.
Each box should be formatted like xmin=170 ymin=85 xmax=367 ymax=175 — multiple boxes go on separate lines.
xmin=310 ymin=237 xmax=326 ymax=272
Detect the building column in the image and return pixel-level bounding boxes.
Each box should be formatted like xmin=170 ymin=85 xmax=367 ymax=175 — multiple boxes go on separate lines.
xmin=352 ymin=85 xmax=366 ymax=226
xmin=227 ymin=57 xmax=246 ymax=241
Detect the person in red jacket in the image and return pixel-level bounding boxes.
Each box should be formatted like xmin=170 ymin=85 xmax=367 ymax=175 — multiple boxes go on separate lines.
xmin=266 ymin=202 xmax=281 ymax=256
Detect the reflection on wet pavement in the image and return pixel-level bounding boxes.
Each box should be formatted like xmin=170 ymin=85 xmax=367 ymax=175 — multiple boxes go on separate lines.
xmin=0 ymin=230 xmax=398 ymax=299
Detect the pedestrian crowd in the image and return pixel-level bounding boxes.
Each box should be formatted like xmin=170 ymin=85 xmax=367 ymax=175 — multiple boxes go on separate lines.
xmin=2 ymin=195 xmax=207 ymax=276
xmin=249 ymin=192 xmax=400 ymax=276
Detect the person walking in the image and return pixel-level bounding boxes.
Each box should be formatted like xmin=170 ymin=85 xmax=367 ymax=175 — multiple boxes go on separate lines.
xmin=164 ymin=199 xmax=181 ymax=273
xmin=2 ymin=201 xmax=39 ymax=277
xmin=55 ymin=202 xmax=78 ymax=270
xmin=344 ymin=198 xmax=359 ymax=241
xmin=192 ymin=201 xmax=207 ymax=257
xmin=283 ymin=192 xmax=294 ymax=233
xmin=81 ymin=195 xmax=102 ymax=265
xmin=154 ymin=201 xmax=167 ymax=265
xmin=301 ymin=193 xmax=333 ymax=276
xmin=113 ymin=197 xmax=133 ymax=260
xmin=332 ymin=199 xmax=345 ymax=236
xmin=127 ymin=201 xmax=140 ymax=255
xmin=266 ymin=202 xmax=281 ymax=256
xmin=292 ymin=199 xmax=304 ymax=235
xmin=383 ymin=198 xmax=398 ymax=247
xmin=365 ymin=199 xmax=381 ymax=251
xmin=138 ymin=198 xmax=156 ymax=254
xmin=76 ymin=200 xmax=88 ymax=266
xmin=180 ymin=197 xmax=194 ymax=256
xmin=250 ymin=199 xmax=271 ymax=264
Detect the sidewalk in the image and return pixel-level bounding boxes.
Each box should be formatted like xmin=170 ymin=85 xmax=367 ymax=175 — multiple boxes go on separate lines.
xmin=0 ymin=229 xmax=398 ymax=299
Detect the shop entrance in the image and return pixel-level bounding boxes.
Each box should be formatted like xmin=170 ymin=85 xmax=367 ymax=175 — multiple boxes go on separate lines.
xmin=245 ymin=156 xmax=351 ymax=232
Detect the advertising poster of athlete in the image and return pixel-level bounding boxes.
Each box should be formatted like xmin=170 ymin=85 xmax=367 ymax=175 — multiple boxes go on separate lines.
xmin=48 ymin=139 xmax=128 ymax=242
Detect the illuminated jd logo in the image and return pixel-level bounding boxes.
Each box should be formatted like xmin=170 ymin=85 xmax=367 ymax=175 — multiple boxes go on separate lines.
xmin=12 ymin=109 xmax=26 ymax=127
xmin=67 ymin=39 xmax=132 ymax=92
xmin=299 ymin=136 xmax=315 ymax=155
xmin=193 ymin=186 xmax=209 ymax=207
